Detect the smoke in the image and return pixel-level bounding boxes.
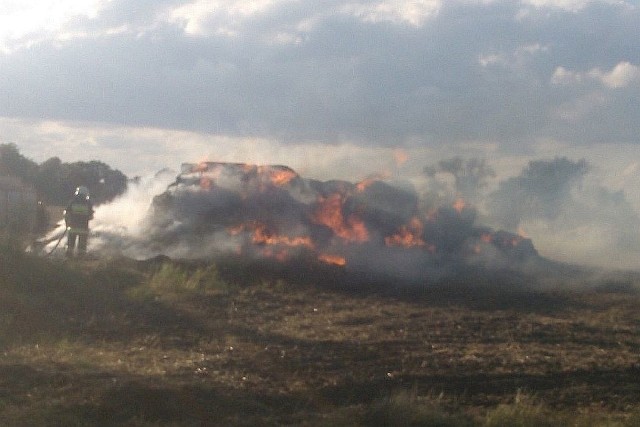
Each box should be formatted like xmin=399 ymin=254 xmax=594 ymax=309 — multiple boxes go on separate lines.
xmin=87 ymin=169 xmax=177 ymax=256
xmin=41 ymin=169 xmax=176 ymax=258
xmin=46 ymin=155 xmax=640 ymax=281
xmin=484 ymin=157 xmax=640 ymax=269
xmin=74 ymin=162 xmax=540 ymax=288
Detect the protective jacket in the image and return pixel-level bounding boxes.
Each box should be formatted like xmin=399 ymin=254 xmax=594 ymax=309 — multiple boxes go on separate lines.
xmin=64 ymin=195 xmax=94 ymax=233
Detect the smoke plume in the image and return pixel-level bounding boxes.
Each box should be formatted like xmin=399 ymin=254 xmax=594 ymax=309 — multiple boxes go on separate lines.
xmin=40 ymin=156 xmax=639 ymax=288
xmin=74 ymin=162 xmax=538 ymax=286
xmin=485 ymin=157 xmax=640 ymax=269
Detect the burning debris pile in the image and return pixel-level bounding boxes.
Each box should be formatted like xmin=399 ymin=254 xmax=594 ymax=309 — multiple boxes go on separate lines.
xmin=143 ymin=162 xmax=537 ymax=282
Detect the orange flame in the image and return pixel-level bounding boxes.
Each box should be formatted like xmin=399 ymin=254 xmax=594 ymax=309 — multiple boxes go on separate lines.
xmin=452 ymin=198 xmax=466 ymax=214
xmin=242 ymin=164 xmax=257 ymax=174
xmin=318 ymin=253 xmax=347 ymax=266
xmin=228 ymin=222 xmax=314 ymax=250
xmin=517 ymin=226 xmax=529 ymax=239
xmin=250 ymin=223 xmax=314 ymax=248
xmin=251 ymin=165 xmax=298 ymax=187
xmin=385 ymin=217 xmax=425 ymax=248
xmin=227 ymin=224 xmax=245 ymax=236
xmin=269 ymin=169 xmax=297 ymax=186
xmin=312 ymin=194 xmax=369 ymax=242
xmin=356 ymin=177 xmax=377 ymax=192
xmin=260 ymin=247 xmax=290 ymax=262
xmin=356 ymin=172 xmax=390 ymax=192
xmin=510 ymin=236 xmax=523 ymax=247
xmin=200 ymin=177 xmax=213 ymax=190
xmin=393 ymin=148 xmax=408 ymax=166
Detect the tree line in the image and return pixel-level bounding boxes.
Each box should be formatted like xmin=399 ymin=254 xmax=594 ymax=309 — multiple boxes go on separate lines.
xmin=0 ymin=143 xmax=128 ymax=206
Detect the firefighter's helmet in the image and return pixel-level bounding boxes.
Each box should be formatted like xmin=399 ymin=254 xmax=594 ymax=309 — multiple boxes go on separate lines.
xmin=75 ymin=186 xmax=90 ymax=199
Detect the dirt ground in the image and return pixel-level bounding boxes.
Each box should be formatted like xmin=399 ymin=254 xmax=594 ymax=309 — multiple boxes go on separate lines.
xmin=1 ymin=256 xmax=639 ymax=425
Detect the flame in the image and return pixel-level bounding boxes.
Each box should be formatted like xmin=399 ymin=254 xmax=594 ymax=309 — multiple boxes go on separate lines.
xmin=356 ymin=177 xmax=377 ymax=192
xmin=393 ymin=148 xmax=408 ymax=166
xmin=260 ymin=247 xmax=290 ymax=262
xmin=193 ymin=162 xmax=209 ymax=173
xmin=312 ymin=193 xmax=369 ymax=242
xmin=231 ymin=222 xmax=314 ymax=249
xmin=385 ymin=217 xmax=425 ymax=248
xmin=517 ymin=226 xmax=529 ymax=239
xmin=242 ymin=164 xmax=257 ymax=174
xmin=228 ymin=222 xmax=314 ymax=252
xmin=452 ymin=198 xmax=466 ymax=214
xmin=426 ymin=208 xmax=438 ymax=222
xmin=318 ymin=253 xmax=347 ymax=266
xmin=267 ymin=168 xmax=297 ymax=186
xmin=480 ymin=233 xmax=493 ymax=243
xmin=356 ymin=172 xmax=389 ymax=192
xmin=168 ymin=161 xmax=537 ymax=268
xmin=200 ymin=177 xmax=213 ymax=190
xmin=252 ymin=224 xmax=314 ymax=248
xmin=227 ymin=224 xmax=245 ymax=236
xmin=495 ymin=232 xmax=523 ymax=248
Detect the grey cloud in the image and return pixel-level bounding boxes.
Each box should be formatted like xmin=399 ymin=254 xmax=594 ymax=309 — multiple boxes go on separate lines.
xmin=0 ymin=1 xmax=638 ymax=147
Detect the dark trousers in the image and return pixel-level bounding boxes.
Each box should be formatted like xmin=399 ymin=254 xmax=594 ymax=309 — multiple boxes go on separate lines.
xmin=67 ymin=231 xmax=88 ymax=257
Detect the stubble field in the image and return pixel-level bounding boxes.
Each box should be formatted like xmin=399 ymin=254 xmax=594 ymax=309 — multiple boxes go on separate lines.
xmin=1 ymin=249 xmax=639 ymax=425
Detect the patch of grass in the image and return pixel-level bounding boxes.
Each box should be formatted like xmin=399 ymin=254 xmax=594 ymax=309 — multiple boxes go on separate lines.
xmin=0 ymin=239 xmax=85 ymax=342
xmin=141 ymin=260 xmax=235 ymax=297
xmin=362 ymin=389 xmax=474 ymax=427
xmin=483 ymin=391 xmax=564 ymax=427
xmin=623 ymin=410 xmax=640 ymax=427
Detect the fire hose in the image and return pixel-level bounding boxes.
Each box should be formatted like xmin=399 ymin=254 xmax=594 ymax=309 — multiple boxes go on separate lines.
xmin=44 ymin=228 xmax=67 ymax=257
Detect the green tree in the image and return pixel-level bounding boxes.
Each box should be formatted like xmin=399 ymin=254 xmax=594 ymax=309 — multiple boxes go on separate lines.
xmin=35 ymin=157 xmax=66 ymax=203
xmin=1 ymin=143 xmax=128 ymax=205
xmin=0 ymin=143 xmax=39 ymax=182
xmin=60 ymin=161 xmax=128 ymax=205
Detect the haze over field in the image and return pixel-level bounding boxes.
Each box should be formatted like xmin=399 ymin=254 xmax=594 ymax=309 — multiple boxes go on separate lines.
xmin=3 ymin=0 xmax=640 ymax=269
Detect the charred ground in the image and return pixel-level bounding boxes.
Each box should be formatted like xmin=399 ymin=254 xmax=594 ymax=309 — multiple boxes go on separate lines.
xmin=1 ymin=247 xmax=640 ymax=425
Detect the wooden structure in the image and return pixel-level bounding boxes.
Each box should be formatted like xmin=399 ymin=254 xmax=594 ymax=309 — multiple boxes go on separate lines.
xmin=0 ymin=176 xmax=37 ymax=234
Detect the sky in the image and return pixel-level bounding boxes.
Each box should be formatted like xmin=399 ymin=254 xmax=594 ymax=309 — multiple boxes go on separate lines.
xmin=2 ymin=0 xmax=640 ymax=267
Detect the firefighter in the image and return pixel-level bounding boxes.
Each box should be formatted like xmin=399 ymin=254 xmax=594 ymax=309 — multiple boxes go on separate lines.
xmin=64 ymin=186 xmax=94 ymax=258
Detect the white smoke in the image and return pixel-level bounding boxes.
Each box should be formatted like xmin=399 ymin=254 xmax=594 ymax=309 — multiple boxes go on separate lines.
xmin=72 ymin=170 xmax=175 ymax=258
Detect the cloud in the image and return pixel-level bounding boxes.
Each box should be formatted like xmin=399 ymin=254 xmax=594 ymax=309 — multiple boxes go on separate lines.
xmin=592 ymin=61 xmax=640 ymax=88
xmin=552 ymin=61 xmax=640 ymax=88
xmin=521 ymin=0 xmax=592 ymax=12
xmin=1 ymin=0 xmax=639 ymax=154
xmin=551 ymin=66 xmax=582 ymax=85
xmin=0 ymin=0 xmax=106 ymax=53
xmin=339 ymin=0 xmax=442 ymax=27
xmin=169 ymin=0 xmax=297 ymax=37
